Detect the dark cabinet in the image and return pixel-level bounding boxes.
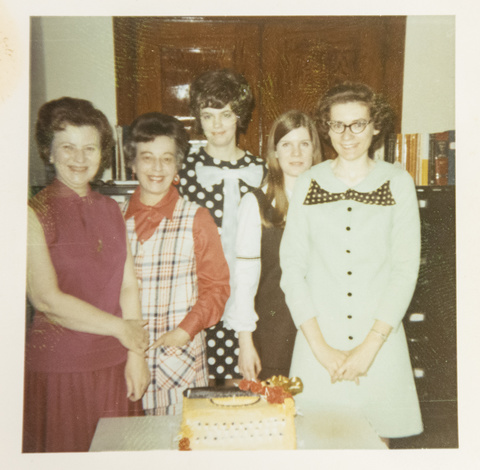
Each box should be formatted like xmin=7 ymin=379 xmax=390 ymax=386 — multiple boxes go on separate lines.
xmin=391 ymin=186 xmax=457 ymax=449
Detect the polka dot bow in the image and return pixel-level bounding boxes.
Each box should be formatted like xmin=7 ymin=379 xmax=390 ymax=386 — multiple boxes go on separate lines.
xmin=303 ymin=180 xmax=396 ymax=206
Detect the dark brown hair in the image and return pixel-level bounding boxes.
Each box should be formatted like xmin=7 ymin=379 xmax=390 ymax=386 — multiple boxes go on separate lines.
xmin=123 ymin=112 xmax=190 ymax=170
xmin=35 ymin=97 xmax=114 ymax=176
xmin=262 ymin=110 xmax=322 ymax=228
xmin=190 ymin=69 xmax=254 ymax=135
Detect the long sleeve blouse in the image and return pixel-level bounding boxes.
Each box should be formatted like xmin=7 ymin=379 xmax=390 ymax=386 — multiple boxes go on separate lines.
xmin=232 ymin=190 xmax=263 ymax=332
xmin=232 ymin=186 xmax=293 ymax=333
xmin=182 ymin=206 xmax=230 ymax=338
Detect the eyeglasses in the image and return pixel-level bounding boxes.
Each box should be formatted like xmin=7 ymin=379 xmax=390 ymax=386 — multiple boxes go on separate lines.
xmin=326 ymin=120 xmax=373 ymax=134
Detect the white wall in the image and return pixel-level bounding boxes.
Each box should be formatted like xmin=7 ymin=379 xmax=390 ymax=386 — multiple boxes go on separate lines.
xmin=402 ymin=15 xmax=455 ymax=134
xmin=29 ymin=16 xmax=456 ymax=184
xmin=29 ymin=16 xmax=117 ymax=185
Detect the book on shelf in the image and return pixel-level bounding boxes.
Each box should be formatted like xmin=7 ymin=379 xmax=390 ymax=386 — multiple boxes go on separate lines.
xmin=417 ymin=133 xmax=430 ymax=187
xmin=404 ymin=134 xmax=418 ymax=182
xmin=114 ymin=125 xmax=127 ymax=181
xmin=395 ymin=133 xmax=403 ymax=169
xmin=384 ymin=133 xmax=397 ymax=164
xmin=429 ymin=131 xmax=449 ymax=186
xmin=384 ymin=130 xmax=455 ymax=186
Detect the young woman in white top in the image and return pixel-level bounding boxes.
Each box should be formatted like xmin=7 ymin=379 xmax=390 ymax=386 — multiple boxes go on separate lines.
xmin=234 ymin=110 xmax=322 ymax=380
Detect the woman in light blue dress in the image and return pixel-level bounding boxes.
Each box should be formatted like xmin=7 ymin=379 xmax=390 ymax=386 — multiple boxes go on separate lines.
xmin=280 ymin=82 xmax=423 ymax=443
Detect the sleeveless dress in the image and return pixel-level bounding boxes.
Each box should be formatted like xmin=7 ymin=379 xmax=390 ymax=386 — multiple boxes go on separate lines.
xmin=252 ymin=189 xmax=297 ymax=380
xmin=179 ymin=147 xmax=266 ymax=380
xmin=23 ymin=179 xmax=142 ymax=453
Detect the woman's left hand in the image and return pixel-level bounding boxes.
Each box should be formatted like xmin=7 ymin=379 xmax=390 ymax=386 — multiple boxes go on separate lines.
xmin=333 ymin=334 xmax=384 ymax=384
xmin=149 ymin=327 xmax=191 ymax=350
xmin=125 ymin=351 xmax=151 ymax=401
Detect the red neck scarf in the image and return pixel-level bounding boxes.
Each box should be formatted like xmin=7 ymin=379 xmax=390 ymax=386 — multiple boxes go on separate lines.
xmin=124 ymin=185 xmax=179 ymax=242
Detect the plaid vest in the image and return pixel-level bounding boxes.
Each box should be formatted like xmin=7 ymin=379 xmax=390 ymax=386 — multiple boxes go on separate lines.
xmin=124 ymin=197 xmax=208 ymax=414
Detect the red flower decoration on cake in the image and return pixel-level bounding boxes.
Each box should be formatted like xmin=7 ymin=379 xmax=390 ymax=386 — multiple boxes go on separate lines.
xmin=179 ymin=437 xmax=192 ymax=451
xmin=265 ymin=386 xmax=292 ymax=404
xmin=238 ymin=379 xmax=266 ymax=394
xmin=238 ymin=379 xmax=252 ymax=391
xmin=238 ymin=379 xmax=292 ymax=404
xmin=250 ymin=381 xmax=267 ymax=394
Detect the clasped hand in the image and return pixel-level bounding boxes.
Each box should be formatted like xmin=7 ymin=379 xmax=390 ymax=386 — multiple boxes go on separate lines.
xmin=320 ymin=340 xmax=381 ymax=385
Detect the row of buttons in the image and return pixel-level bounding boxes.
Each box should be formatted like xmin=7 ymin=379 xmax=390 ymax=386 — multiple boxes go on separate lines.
xmin=346 ymin=205 xmax=353 ymax=340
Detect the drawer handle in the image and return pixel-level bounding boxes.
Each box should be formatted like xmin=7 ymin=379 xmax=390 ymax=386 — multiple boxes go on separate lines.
xmin=409 ymin=313 xmax=425 ymax=322
xmin=413 ymin=368 xmax=425 ymax=378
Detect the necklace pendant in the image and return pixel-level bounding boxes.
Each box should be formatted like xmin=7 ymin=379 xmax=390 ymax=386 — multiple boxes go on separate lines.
xmin=96 ymin=239 xmax=103 ymax=252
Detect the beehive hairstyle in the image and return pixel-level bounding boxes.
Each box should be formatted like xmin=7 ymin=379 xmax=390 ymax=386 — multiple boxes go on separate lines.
xmin=190 ymin=68 xmax=254 ymax=135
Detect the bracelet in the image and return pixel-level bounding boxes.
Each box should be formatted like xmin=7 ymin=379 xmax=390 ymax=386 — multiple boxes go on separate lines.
xmin=371 ymin=329 xmax=388 ymax=342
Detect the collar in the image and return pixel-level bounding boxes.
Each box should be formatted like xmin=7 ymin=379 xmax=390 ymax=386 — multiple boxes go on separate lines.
xmin=51 ymin=178 xmax=95 ymax=203
xmin=124 ymin=185 xmax=180 ymax=242
xmin=198 ymin=146 xmax=249 ymax=165
xmin=124 ymin=184 xmax=179 ymax=221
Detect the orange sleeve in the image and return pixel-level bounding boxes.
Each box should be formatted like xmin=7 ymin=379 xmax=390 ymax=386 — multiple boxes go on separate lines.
xmin=178 ymin=207 xmax=230 ymax=339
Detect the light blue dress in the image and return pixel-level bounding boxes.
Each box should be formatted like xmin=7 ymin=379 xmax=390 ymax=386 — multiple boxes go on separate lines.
xmin=280 ymin=160 xmax=423 ymax=438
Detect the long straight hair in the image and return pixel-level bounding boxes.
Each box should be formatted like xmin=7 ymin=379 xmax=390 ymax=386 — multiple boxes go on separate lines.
xmin=261 ymin=110 xmax=322 ymax=228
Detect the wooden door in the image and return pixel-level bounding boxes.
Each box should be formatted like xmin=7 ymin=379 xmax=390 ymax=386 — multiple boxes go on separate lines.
xmin=114 ymin=17 xmax=261 ymax=153
xmin=260 ymin=17 xmax=406 ymax=158
xmin=114 ymin=16 xmax=406 ymax=159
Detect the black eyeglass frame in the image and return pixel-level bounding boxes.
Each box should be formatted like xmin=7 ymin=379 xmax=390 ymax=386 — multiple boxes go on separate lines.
xmin=326 ymin=119 xmax=373 ymax=134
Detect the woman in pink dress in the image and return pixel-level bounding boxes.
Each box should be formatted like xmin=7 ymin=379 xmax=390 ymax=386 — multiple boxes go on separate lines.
xmin=23 ymin=97 xmax=150 ymax=452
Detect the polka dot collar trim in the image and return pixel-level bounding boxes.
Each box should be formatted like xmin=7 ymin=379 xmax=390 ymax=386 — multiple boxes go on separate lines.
xmin=303 ymin=179 xmax=396 ymax=206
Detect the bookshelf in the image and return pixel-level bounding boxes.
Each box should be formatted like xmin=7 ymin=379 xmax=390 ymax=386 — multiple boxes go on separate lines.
xmin=381 ymin=130 xmax=456 ymax=187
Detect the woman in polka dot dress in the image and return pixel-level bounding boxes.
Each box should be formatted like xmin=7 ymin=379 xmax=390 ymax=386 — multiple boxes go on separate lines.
xmin=179 ymin=69 xmax=267 ymax=382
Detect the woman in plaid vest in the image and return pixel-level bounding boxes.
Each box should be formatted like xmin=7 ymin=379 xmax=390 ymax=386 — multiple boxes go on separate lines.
xmin=123 ymin=112 xmax=230 ymax=415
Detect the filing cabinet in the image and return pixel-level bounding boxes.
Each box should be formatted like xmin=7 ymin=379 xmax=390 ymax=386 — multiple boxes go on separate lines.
xmin=391 ymin=186 xmax=457 ymax=448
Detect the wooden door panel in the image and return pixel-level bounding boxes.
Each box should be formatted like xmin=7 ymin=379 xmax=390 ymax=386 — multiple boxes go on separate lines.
xmin=261 ymin=17 xmax=405 ymax=156
xmin=115 ymin=18 xmax=261 ymax=152
xmin=114 ymin=17 xmax=405 ymax=159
